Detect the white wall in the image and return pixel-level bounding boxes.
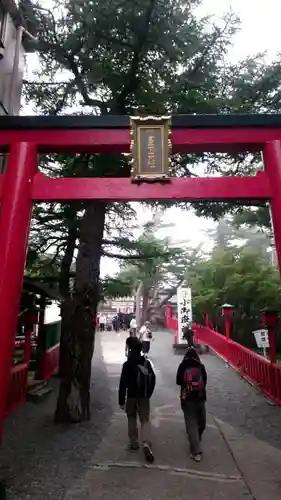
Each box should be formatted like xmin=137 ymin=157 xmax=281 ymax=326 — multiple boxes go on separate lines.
xmin=44 ymin=303 xmax=61 ymax=324
xmin=0 ymin=10 xmax=25 ymax=114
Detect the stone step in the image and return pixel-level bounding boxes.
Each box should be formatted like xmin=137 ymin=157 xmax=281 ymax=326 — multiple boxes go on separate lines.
xmin=27 ymin=385 xmax=52 ymax=404
xmin=27 ymin=378 xmax=46 ymax=391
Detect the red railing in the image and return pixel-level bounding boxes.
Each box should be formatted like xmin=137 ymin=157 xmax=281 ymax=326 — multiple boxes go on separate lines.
xmin=166 ymin=311 xmax=281 ymax=406
xmin=195 ymin=326 xmax=281 ymax=405
xmin=5 ymin=363 xmax=29 ymax=416
xmin=37 ymin=343 xmax=60 ymax=381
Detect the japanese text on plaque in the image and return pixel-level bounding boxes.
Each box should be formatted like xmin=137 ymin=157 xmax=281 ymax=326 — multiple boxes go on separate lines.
xmin=147 ymin=134 xmax=156 ymax=169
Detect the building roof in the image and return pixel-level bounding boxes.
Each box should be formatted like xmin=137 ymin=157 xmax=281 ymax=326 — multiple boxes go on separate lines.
xmin=23 ymin=276 xmax=61 ymax=301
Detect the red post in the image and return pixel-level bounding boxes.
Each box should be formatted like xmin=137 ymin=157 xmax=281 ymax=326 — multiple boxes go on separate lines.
xmin=263 ymin=141 xmax=281 ymax=272
xmin=260 ymin=308 xmax=278 ymax=364
xmin=24 ymin=328 xmax=32 ymax=364
xmin=268 ymin=330 xmax=277 ymax=364
xmin=221 ymin=304 xmax=233 ymax=340
xmin=165 ymin=304 xmax=172 ymax=328
xmin=225 ymin=317 xmax=231 ymax=340
xmin=0 ymin=142 xmax=37 ymax=438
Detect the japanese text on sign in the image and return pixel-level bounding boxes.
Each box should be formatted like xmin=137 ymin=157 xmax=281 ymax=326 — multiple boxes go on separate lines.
xmin=177 ymin=287 xmax=192 ymax=343
xmin=147 ymin=135 xmax=156 ymax=168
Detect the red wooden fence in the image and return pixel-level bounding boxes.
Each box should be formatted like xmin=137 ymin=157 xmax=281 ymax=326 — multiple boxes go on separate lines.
xmin=5 ymin=363 xmax=29 ymax=416
xmin=166 ymin=312 xmax=281 ymax=406
xmin=36 ymin=343 xmax=60 ymax=381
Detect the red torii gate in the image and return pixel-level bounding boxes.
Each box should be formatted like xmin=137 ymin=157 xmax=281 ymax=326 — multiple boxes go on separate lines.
xmin=0 ymin=114 xmax=281 ymax=438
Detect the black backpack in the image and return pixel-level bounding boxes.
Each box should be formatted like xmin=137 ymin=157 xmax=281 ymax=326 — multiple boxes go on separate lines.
xmin=136 ymin=359 xmax=155 ymax=398
xmin=182 ymin=365 xmax=204 ymax=399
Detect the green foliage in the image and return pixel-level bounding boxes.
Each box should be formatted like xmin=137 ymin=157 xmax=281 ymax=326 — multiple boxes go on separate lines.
xmin=208 ymin=217 xmax=272 ymax=260
xmin=231 ymin=205 xmax=272 ymax=232
xmin=106 ymin=233 xmax=180 ymax=296
xmin=186 ymin=246 xmax=281 ymax=347
xmin=26 ymin=250 xmax=61 ymax=279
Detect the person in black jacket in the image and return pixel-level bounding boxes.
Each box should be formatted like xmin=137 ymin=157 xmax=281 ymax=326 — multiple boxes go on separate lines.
xmin=176 ymin=347 xmax=207 ymax=462
xmin=182 ymin=324 xmax=194 ymax=347
xmin=119 ymin=338 xmax=156 ymax=463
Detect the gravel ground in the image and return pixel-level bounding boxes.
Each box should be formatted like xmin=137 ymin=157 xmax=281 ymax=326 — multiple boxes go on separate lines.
xmin=0 ymin=335 xmax=113 ymax=499
xmin=1 ymin=330 xmax=281 ymax=499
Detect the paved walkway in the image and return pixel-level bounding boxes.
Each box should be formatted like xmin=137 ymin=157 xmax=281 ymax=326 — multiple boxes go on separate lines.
xmin=1 ymin=330 xmax=281 ymax=499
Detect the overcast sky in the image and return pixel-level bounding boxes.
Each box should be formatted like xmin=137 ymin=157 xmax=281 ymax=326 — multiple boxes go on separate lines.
xmin=24 ymin=0 xmax=281 ymax=277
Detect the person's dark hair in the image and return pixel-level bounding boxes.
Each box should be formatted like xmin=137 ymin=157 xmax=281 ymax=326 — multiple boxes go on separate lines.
xmin=184 ymin=347 xmax=200 ymax=362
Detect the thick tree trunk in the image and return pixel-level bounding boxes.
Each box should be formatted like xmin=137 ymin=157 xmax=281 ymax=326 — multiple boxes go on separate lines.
xmin=141 ymin=286 xmax=150 ymax=324
xmin=54 ymin=202 xmax=106 ymax=423
xmin=58 ymin=220 xmax=78 ymax=377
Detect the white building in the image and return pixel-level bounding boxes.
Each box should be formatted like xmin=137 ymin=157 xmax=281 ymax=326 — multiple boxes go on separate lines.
xmin=99 ymin=297 xmax=135 ymax=316
xmin=0 ymin=0 xmax=36 ymax=116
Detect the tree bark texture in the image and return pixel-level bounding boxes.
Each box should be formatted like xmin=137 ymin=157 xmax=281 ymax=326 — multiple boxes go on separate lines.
xmin=55 ymin=202 xmax=106 ymax=423
xmin=141 ymin=286 xmax=150 ymax=324
xmin=58 ymin=219 xmax=78 ymax=377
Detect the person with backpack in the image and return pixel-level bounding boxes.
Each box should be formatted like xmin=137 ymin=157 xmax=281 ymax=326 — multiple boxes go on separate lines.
xmin=139 ymin=321 xmax=153 ymax=354
xmin=176 ymin=347 xmax=207 ymax=462
xmin=119 ymin=337 xmax=156 ymax=463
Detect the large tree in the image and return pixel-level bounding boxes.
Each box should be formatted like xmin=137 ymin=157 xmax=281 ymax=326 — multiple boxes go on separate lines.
xmin=21 ymin=0 xmax=281 ymax=421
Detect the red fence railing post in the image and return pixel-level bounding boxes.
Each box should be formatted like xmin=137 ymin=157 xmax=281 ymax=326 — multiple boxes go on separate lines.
xmin=260 ymin=308 xmax=279 ymax=365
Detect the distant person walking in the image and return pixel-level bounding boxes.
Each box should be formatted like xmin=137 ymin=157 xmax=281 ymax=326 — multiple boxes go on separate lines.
xmin=176 ymin=347 xmax=207 ymax=462
xmin=119 ymin=338 xmax=156 ymax=463
xmin=112 ymin=315 xmax=120 ymax=334
xmin=129 ymin=316 xmax=137 ymax=337
xmin=139 ymin=321 xmax=153 ymax=354
xmin=99 ymin=314 xmax=106 ymax=332
xmin=125 ymin=329 xmax=136 ymax=358
xmin=182 ymin=323 xmax=194 ymax=347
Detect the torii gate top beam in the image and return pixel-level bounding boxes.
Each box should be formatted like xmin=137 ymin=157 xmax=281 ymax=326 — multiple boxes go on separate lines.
xmin=0 ymin=113 xmax=279 ymax=201
xmin=0 ymin=114 xmax=281 ymax=153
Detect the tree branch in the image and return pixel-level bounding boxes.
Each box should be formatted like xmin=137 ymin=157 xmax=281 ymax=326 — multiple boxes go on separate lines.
xmin=115 ymin=0 xmax=157 ymax=111
xmin=102 ymin=250 xmax=173 ymax=260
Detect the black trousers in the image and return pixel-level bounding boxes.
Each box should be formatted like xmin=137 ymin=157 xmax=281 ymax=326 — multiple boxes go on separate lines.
xmin=182 ymin=401 xmax=206 ymax=455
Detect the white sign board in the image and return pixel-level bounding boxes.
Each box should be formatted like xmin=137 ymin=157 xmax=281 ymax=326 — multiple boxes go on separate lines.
xmin=253 ymin=329 xmax=269 ymax=349
xmin=177 ymin=287 xmax=192 ymax=344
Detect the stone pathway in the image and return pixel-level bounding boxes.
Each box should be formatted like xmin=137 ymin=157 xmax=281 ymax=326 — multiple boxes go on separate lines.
xmin=63 ymin=331 xmax=281 ymax=499
xmin=1 ymin=330 xmax=281 ymax=499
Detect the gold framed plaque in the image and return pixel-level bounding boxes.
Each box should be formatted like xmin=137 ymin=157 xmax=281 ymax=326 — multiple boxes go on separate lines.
xmin=130 ymin=115 xmax=171 ymax=182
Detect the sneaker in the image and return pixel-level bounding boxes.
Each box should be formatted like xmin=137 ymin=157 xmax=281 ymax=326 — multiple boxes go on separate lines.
xmin=190 ymin=454 xmax=201 ymax=463
xmin=143 ymin=444 xmax=154 ymax=463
